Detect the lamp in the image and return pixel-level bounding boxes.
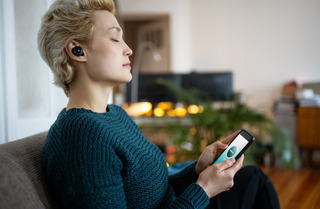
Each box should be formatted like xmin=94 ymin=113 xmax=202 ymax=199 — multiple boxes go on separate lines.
xmin=130 ymin=41 xmax=162 ymax=103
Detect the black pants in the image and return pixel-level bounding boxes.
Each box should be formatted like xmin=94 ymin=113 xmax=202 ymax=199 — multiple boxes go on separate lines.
xmin=207 ymin=166 xmax=280 ymax=209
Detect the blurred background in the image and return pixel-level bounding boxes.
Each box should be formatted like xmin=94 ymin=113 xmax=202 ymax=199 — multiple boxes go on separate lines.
xmin=1 ymin=0 xmax=320 ymax=141
xmin=1 ymin=0 xmax=320 ymax=162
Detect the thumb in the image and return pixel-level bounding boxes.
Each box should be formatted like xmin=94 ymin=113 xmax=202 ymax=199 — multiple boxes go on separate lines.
xmin=217 ymin=158 xmax=236 ymax=171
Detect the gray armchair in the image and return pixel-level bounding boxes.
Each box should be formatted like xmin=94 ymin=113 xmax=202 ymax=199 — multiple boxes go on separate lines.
xmin=0 ymin=132 xmax=61 ymax=209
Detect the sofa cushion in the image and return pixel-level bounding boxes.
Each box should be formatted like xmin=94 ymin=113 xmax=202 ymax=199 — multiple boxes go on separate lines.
xmin=0 ymin=132 xmax=60 ymax=209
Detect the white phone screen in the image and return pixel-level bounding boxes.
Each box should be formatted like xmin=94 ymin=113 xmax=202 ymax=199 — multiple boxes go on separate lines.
xmin=214 ymin=134 xmax=248 ymax=164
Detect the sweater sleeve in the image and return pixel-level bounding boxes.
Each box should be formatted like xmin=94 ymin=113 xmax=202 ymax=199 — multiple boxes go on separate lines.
xmin=169 ymin=183 xmax=210 ymax=209
xmin=168 ymin=162 xmax=199 ymax=196
xmin=158 ymin=183 xmax=209 ymax=209
xmin=164 ymin=162 xmax=210 ymax=208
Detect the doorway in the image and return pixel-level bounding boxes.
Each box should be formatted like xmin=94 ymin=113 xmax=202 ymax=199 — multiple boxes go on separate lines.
xmin=119 ymin=14 xmax=171 ymax=73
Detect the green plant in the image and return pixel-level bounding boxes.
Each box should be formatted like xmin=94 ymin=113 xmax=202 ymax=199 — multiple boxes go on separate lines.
xmin=161 ymin=80 xmax=299 ymax=168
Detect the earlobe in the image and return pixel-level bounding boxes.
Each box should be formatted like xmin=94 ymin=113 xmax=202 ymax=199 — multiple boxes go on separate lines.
xmin=65 ymin=41 xmax=87 ymax=62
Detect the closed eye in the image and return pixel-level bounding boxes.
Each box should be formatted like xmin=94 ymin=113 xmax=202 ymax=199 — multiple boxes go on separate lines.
xmin=111 ymin=38 xmax=120 ymax=42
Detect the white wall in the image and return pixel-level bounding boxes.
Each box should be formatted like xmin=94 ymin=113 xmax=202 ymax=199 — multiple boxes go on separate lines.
xmin=1 ymin=0 xmax=68 ymax=142
xmin=118 ymin=0 xmax=320 ymax=117
xmin=190 ymin=0 xmax=320 ymax=116
xmin=16 ymin=0 xmax=51 ymax=119
xmin=1 ymin=0 xmax=19 ymax=143
xmin=0 ymin=0 xmax=5 ymax=143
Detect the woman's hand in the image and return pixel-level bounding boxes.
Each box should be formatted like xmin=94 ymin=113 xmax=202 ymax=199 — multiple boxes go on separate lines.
xmin=196 ymin=155 xmax=244 ymax=198
xmin=195 ymin=130 xmax=241 ymax=175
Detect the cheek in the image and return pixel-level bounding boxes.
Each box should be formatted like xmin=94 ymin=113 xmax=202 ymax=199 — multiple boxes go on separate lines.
xmin=97 ymin=40 xmax=116 ymax=54
xmin=100 ymin=45 xmax=113 ymax=54
xmin=87 ymin=43 xmax=122 ymax=74
xmin=99 ymin=47 xmax=120 ymax=65
xmin=93 ymin=47 xmax=115 ymax=67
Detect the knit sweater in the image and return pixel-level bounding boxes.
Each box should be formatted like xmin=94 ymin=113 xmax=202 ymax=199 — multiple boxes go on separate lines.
xmin=43 ymin=105 xmax=209 ymax=208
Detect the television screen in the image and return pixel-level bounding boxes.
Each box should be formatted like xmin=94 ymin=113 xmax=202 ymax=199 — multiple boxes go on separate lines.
xmin=126 ymin=74 xmax=183 ymax=104
xmin=182 ymin=72 xmax=233 ymax=101
xmin=126 ymin=72 xmax=233 ymax=103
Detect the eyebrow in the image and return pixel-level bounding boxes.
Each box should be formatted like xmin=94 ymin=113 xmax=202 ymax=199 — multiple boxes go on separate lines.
xmin=108 ymin=26 xmax=122 ymax=32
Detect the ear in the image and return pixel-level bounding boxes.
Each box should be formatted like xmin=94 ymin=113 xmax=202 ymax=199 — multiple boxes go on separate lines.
xmin=65 ymin=41 xmax=87 ymax=62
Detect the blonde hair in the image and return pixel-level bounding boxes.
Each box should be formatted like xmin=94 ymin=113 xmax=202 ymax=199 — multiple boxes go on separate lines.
xmin=38 ymin=0 xmax=115 ymax=95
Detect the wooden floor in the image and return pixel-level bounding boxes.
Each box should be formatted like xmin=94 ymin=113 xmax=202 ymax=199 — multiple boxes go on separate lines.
xmin=261 ymin=166 xmax=320 ymax=209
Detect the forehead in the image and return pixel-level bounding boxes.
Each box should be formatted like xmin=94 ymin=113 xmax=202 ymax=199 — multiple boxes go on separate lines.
xmin=93 ymin=10 xmax=121 ymax=33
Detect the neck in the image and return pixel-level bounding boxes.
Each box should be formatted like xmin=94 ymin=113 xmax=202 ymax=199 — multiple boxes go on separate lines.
xmin=66 ymin=82 xmax=112 ymax=113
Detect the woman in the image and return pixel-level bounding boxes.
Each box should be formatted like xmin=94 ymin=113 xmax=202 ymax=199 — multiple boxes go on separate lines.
xmin=38 ymin=0 xmax=280 ymax=208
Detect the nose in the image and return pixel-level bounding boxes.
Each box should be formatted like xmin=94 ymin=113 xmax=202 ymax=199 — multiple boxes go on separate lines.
xmin=124 ymin=43 xmax=133 ymax=57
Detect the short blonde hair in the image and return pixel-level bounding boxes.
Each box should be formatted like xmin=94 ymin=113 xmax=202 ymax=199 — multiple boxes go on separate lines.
xmin=38 ymin=0 xmax=115 ymax=95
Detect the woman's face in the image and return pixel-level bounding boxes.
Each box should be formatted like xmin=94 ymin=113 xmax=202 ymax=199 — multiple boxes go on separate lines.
xmin=83 ymin=10 xmax=133 ymax=87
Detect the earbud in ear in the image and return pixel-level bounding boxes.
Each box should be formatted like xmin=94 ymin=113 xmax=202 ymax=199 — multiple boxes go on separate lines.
xmin=72 ymin=46 xmax=84 ymax=56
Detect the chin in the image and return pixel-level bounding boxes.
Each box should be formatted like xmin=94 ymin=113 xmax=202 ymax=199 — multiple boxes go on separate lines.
xmin=124 ymin=73 xmax=133 ymax=83
xmin=118 ymin=74 xmax=132 ymax=85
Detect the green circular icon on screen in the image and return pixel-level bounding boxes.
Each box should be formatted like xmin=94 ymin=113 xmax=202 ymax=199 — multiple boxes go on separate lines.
xmin=227 ymin=146 xmax=237 ymax=158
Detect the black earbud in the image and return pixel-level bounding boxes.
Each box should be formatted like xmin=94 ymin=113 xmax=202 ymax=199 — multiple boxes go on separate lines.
xmin=72 ymin=46 xmax=84 ymax=56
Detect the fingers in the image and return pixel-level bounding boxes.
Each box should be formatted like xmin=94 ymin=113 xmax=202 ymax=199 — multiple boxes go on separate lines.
xmin=220 ymin=130 xmax=241 ymax=144
xmin=196 ymin=154 xmax=244 ymax=198
xmin=206 ymin=130 xmax=241 ymax=159
xmin=217 ymin=158 xmax=236 ymax=171
xmin=206 ymin=141 xmax=227 ymax=153
xmin=209 ymin=130 xmax=241 ymax=151
xmin=217 ymin=155 xmax=244 ymax=191
xmin=226 ymin=154 xmax=244 ymax=174
xmin=198 ymin=141 xmax=227 ymax=165
xmin=214 ymin=141 xmax=229 ymax=150
xmin=196 ymin=130 xmax=243 ymax=175
xmin=215 ymin=154 xmax=244 ymax=175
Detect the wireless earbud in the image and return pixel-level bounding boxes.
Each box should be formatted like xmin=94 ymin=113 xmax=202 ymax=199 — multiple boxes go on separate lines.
xmin=72 ymin=46 xmax=84 ymax=56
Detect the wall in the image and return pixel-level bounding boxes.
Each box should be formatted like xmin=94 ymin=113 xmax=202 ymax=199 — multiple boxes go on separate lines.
xmin=118 ymin=0 xmax=320 ymax=117
xmin=16 ymin=0 xmax=51 ymax=119
xmin=190 ymin=0 xmax=320 ymax=116
xmin=1 ymin=0 xmax=68 ymax=142
xmin=0 ymin=0 xmax=5 ymax=143
xmin=1 ymin=0 xmax=19 ymax=142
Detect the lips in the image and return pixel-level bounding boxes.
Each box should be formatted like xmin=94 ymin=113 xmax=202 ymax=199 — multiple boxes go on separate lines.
xmin=123 ymin=62 xmax=131 ymax=67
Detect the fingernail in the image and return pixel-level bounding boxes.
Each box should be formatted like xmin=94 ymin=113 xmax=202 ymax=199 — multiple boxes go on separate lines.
xmin=230 ymin=158 xmax=236 ymax=164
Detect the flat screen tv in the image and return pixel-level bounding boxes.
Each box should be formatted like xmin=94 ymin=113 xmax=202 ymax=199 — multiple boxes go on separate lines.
xmin=126 ymin=72 xmax=233 ymax=104
xmin=126 ymin=74 xmax=183 ymax=104
xmin=182 ymin=72 xmax=233 ymax=101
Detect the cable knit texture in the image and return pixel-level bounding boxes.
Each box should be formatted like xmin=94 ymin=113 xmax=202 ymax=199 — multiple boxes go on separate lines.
xmin=43 ymin=105 xmax=209 ymax=208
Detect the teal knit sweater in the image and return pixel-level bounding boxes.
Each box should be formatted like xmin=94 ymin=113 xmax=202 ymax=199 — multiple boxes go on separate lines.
xmin=43 ymin=105 xmax=209 ymax=208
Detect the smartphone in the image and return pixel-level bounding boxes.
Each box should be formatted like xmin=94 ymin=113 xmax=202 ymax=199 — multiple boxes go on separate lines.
xmin=213 ymin=129 xmax=255 ymax=164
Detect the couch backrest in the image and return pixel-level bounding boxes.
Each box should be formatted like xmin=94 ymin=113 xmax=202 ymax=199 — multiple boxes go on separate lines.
xmin=0 ymin=132 xmax=61 ymax=209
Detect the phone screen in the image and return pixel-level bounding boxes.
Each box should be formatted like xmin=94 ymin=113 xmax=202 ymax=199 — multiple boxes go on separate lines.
xmin=214 ymin=133 xmax=250 ymax=164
